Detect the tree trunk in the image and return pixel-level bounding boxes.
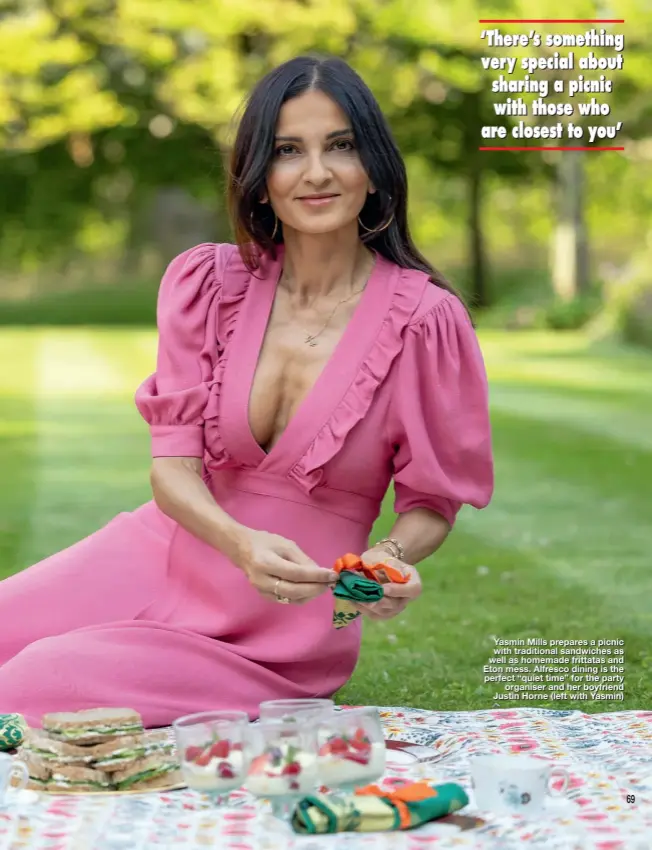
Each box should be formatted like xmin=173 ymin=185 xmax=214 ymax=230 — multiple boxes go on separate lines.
xmin=468 ymin=160 xmax=489 ymax=308
xmin=551 ymin=152 xmax=589 ymax=301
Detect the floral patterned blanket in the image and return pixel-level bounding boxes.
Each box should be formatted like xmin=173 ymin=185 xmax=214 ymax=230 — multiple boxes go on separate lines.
xmin=2 ymin=706 xmax=651 ymax=849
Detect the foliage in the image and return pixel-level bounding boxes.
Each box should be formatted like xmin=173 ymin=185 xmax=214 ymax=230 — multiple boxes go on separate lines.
xmin=596 ymin=251 xmax=652 ymax=350
xmin=542 ymin=293 xmax=601 ymax=330
xmin=0 ymin=277 xmax=158 ymax=325
xmin=0 ymin=0 xmax=651 ymax=302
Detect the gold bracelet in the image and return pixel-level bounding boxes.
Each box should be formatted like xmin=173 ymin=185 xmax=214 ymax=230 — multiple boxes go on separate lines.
xmin=374 ymin=537 xmax=405 ymax=561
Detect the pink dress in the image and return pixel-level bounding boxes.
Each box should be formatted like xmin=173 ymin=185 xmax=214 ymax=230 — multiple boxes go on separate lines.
xmin=0 ymin=243 xmax=493 ymax=728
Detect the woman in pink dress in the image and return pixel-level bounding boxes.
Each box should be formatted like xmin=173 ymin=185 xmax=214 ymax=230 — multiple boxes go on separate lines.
xmin=0 ymin=55 xmax=493 ymax=728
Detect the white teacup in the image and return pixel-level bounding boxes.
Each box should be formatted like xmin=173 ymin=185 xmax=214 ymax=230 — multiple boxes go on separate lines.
xmin=470 ymin=754 xmax=569 ymax=816
xmin=0 ymin=753 xmax=28 ymax=806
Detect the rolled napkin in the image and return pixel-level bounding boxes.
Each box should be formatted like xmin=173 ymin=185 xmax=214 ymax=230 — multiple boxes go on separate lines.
xmin=332 ymin=553 xmax=409 ymax=629
xmin=291 ymin=779 xmax=469 ymax=834
xmin=0 ymin=714 xmax=26 ymax=751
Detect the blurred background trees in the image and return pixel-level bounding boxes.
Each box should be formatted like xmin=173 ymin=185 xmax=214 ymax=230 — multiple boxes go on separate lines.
xmin=1 ymin=0 xmax=651 ymax=346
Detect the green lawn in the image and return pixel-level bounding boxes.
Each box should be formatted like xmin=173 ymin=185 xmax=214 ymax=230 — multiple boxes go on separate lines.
xmin=1 ymin=327 xmax=651 ymax=712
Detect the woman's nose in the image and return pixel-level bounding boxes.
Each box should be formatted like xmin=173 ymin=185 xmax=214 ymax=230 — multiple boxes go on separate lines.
xmin=303 ymin=152 xmax=332 ymax=185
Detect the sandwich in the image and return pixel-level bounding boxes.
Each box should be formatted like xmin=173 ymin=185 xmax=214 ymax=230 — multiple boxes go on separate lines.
xmin=42 ymin=708 xmax=143 ymax=745
xmin=89 ymin=730 xmax=174 ymax=772
xmin=21 ymin=729 xmax=97 ymax=765
xmin=45 ymin=765 xmax=112 ymax=793
xmin=17 ymin=706 xmax=181 ymax=793
xmin=20 ymin=752 xmax=111 ymax=792
xmin=20 ymin=751 xmax=51 ymax=790
xmin=111 ymin=752 xmax=183 ymax=791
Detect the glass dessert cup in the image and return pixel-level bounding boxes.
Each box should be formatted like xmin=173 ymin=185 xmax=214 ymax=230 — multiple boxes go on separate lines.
xmin=173 ymin=710 xmax=250 ymax=808
xmin=244 ymin=719 xmax=319 ymax=820
xmin=258 ymin=698 xmax=334 ymax=723
xmin=317 ymin=706 xmax=386 ymax=794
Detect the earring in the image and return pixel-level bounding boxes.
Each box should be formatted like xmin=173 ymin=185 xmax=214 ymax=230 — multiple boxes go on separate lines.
xmin=250 ymin=209 xmax=279 ymax=239
xmin=358 ymin=210 xmax=395 ymax=235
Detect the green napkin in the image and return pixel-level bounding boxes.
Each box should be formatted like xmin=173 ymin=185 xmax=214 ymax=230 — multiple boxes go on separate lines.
xmin=0 ymin=714 xmax=26 ymax=751
xmin=332 ymin=570 xmax=384 ymax=629
xmin=292 ymin=780 xmax=469 ymax=834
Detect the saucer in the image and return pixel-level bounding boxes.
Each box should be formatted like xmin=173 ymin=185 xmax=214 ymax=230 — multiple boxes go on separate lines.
xmin=470 ymin=794 xmax=575 ymax=819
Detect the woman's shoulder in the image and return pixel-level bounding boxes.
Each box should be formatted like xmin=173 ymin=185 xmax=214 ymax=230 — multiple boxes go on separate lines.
xmin=174 ymin=240 xmax=281 ymax=280
xmin=168 ymin=241 xmax=240 ymax=273
xmin=159 ymin=241 xmax=256 ymax=298
xmin=392 ymin=263 xmax=466 ymax=328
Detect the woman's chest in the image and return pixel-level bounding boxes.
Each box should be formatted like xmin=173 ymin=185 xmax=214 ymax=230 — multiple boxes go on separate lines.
xmin=247 ymin=291 xmax=363 ymax=454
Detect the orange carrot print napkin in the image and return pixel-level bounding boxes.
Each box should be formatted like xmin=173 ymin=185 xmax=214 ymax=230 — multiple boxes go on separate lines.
xmin=331 ymin=554 xmax=409 ymax=629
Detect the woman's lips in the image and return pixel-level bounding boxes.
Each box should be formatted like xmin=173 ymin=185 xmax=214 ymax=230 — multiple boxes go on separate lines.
xmin=298 ymin=195 xmax=339 ymax=206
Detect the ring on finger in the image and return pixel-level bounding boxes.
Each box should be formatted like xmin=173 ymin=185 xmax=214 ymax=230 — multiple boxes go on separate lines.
xmin=274 ymin=578 xmax=291 ymax=605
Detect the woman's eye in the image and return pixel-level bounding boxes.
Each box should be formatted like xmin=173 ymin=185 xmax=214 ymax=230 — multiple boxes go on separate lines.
xmin=275 ymin=140 xmax=355 ymax=156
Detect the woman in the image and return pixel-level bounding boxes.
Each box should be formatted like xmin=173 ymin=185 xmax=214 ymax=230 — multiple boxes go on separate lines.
xmin=0 ymin=55 xmax=493 ymax=728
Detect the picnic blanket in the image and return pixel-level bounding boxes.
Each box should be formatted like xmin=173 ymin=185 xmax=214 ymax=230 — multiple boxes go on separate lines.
xmin=1 ymin=706 xmax=652 ymax=849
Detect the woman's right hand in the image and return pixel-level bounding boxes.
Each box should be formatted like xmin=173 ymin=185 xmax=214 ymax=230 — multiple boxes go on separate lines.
xmin=232 ymin=529 xmax=339 ymax=604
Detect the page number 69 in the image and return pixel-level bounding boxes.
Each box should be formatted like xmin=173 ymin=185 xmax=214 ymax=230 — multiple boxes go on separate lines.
xmin=627 ymin=794 xmax=636 ymax=804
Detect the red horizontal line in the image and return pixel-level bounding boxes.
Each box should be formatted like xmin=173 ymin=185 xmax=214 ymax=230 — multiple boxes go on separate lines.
xmin=479 ymin=146 xmax=624 ymax=151
xmin=479 ymin=19 xmax=624 ymax=23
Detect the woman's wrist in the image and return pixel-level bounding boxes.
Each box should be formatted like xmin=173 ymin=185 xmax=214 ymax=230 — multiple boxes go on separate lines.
xmin=363 ymin=544 xmax=401 ymax=564
xmin=374 ymin=537 xmax=405 ymax=561
xmin=214 ymin=518 xmax=252 ymax=566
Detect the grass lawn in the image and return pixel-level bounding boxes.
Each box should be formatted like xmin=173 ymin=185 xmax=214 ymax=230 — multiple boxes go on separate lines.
xmin=1 ymin=327 xmax=651 ymax=713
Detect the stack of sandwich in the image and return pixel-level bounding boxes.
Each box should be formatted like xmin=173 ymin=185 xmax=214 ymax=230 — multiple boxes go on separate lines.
xmin=17 ymin=708 xmax=182 ymax=793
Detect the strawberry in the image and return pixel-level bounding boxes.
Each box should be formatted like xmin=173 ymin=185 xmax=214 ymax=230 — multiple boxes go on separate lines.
xmin=282 ymin=762 xmax=301 ymax=776
xmin=194 ymin=749 xmax=212 ymax=767
xmin=250 ymin=755 xmax=268 ymax=774
xmin=327 ymin=736 xmax=348 ymax=755
xmin=209 ymin=740 xmax=231 ymax=759
xmin=218 ymin=762 xmax=235 ymax=780
xmin=184 ymin=746 xmax=203 ymax=762
xmin=350 ymin=738 xmax=371 ymax=752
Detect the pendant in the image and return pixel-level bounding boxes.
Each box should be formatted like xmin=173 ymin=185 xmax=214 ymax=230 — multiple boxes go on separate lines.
xmin=305 ymin=334 xmax=317 ymax=347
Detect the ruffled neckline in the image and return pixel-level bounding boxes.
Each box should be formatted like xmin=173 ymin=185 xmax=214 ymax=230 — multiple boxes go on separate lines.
xmin=203 ymin=243 xmax=431 ymax=491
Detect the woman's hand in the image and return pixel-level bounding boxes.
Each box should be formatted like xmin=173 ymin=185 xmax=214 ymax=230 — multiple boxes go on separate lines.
xmin=354 ymin=547 xmax=423 ymax=621
xmin=233 ymin=529 xmax=338 ymax=604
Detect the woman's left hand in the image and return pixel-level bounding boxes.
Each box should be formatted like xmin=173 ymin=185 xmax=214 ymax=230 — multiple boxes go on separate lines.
xmin=354 ymin=548 xmax=423 ymax=621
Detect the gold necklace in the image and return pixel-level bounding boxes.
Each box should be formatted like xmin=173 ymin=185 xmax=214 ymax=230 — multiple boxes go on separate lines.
xmin=303 ymin=284 xmax=367 ymax=347
xmin=292 ymin=258 xmax=373 ymax=347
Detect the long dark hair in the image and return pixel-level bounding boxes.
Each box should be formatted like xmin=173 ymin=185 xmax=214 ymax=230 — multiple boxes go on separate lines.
xmin=226 ymin=54 xmax=462 ymax=301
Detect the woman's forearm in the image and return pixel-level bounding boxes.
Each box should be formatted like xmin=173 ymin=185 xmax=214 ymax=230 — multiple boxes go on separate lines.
xmin=150 ymin=457 xmax=247 ymax=562
xmin=371 ymin=507 xmax=451 ymax=565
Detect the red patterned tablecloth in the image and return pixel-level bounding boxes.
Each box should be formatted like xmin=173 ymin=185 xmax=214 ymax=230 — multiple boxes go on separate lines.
xmin=2 ymin=706 xmax=652 ymax=849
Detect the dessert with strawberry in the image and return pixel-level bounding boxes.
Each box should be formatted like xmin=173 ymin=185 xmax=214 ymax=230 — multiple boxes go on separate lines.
xmin=244 ymin=743 xmax=317 ymax=798
xmin=317 ymin=726 xmax=386 ymax=790
xmin=181 ymin=736 xmax=245 ymax=792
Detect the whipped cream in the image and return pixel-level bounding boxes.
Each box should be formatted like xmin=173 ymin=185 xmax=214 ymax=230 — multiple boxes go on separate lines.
xmin=318 ymin=742 xmax=386 ymax=787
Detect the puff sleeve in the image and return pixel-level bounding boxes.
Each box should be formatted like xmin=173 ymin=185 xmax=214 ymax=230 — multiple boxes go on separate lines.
xmin=134 ymin=244 xmax=220 ymax=458
xmin=388 ymin=293 xmax=494 ymax=527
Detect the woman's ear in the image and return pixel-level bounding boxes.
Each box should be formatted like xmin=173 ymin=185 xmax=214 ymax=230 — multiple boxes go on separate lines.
xmin=368 ymin=184 xmax=377 ymax=194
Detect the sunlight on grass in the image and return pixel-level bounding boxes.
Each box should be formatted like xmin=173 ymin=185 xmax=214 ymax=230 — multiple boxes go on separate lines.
xmin=480 ymin=330 xmax=652 ymax=394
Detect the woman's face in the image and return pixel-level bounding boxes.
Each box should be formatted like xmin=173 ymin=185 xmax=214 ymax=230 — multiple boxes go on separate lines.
xmin=264 ymin=89 xmax=374 ymax=236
